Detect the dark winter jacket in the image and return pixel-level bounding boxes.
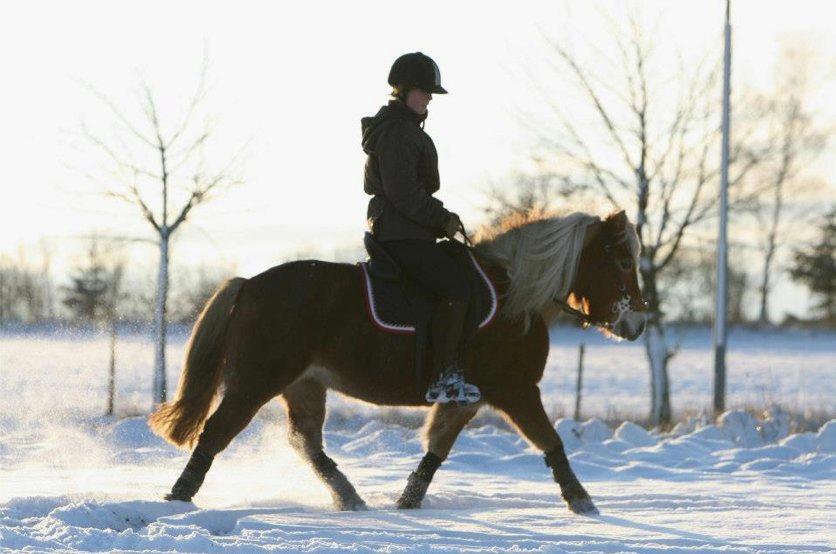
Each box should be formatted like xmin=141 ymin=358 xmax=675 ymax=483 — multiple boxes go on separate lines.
xmin=362 ymin=99 xmax=452 ymax=242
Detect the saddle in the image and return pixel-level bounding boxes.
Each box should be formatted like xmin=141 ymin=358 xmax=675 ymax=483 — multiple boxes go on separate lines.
xmin=358 ymin=232 xmax=499 ymax=391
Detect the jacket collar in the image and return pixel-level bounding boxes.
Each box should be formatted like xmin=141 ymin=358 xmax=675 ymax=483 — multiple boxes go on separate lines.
xmin=380 ymin=99 xmax=428 ymax=127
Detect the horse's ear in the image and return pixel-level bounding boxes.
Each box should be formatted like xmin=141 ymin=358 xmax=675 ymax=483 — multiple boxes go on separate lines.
xmin=583 ymin=220 xmax=602 ymax=248
xmin=608 ymin=210 xmax=628 ymax=230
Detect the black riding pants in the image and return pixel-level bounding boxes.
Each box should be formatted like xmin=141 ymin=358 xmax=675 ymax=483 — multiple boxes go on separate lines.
xmin=380 ymin=239 xmax=471 ymax=303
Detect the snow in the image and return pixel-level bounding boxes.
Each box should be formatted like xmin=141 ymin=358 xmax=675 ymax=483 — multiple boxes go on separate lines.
xmin=1 ymin=326 xmax=834 ymax=552
xmin=0 ymin=413 xmax=833 ymax=552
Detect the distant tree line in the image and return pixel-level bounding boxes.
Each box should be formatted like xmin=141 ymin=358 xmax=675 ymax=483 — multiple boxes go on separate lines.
xmin=2 ymin=218 xmax=831 ymax=330
xmin=0 ymin=237 xmax=234 ymax=328
xmin=0 ymin=246 xmax=56 ymax=324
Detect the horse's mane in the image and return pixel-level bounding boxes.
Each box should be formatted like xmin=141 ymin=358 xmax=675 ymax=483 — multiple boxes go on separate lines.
xmin=474 ymin=209 xmax=639 ymax=327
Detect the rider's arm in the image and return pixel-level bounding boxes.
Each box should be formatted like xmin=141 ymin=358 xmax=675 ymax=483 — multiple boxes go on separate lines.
xmin=376 ymin=122 xmax=451 ymax=230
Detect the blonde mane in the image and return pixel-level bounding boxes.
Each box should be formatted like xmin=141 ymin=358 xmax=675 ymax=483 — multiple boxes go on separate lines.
xmin=474 ymin=210 xmax=639 ymax=326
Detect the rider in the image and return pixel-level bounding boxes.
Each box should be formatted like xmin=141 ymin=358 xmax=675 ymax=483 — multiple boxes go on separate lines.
xmin=361 ymin=52 xmax=480 ymax=405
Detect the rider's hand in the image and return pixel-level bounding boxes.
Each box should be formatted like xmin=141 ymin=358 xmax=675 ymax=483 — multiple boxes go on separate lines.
xmin=443 ymin=213 xmax=462 ymax=240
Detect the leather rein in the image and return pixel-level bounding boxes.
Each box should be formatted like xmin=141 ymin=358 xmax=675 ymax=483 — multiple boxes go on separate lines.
xmin=553 ymin=299 xmax=614 ymax=330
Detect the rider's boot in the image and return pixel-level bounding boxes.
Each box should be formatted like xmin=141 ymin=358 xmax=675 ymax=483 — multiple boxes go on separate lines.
xmin=425 ymin=299 xmax=481 ymax=405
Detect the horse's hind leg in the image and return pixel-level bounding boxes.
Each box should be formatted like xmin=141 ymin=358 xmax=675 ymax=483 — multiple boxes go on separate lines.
xmin=282 ymin=378 xmax=367 ymax=511
xmin=493 ymin=385 xmax=598 ymax=515
xmin=397 ymin=402 xmax=479 ymax=509
xmin=165 ymin=387 xmax=274 ymax=502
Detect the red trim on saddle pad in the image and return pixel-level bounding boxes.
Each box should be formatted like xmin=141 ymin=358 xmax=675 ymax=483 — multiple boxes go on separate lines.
xmin=357 ymin=250 xmax=499 ymax=335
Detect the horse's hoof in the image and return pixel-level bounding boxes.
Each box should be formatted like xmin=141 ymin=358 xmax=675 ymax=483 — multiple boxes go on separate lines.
xmin=396 ymin=496 xmax=421 ymax=509
xmin=331 ymin=487 xmax=369 ymax=512
xmin=164 ymin=492 xmax=192 ymax=502
xmin=336 ymin=497 xmax=368 ymax=511
xmin=396 ymin=471 xmax=430 ymax=509
xmin=567 ymin=496 xmax=599 ymax=515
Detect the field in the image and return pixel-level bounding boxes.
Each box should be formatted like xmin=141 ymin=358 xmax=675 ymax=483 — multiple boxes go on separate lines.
xmin=0 ymin=325 xmax=834 ymax=552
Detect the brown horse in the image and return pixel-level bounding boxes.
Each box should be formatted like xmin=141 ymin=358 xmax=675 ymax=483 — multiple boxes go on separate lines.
xmin=149 ymin=209 xmax=646 ymax=515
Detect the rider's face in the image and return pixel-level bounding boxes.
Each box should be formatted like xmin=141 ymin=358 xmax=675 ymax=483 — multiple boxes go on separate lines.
xmin=405 ymin=88 xmax=432 ymax=114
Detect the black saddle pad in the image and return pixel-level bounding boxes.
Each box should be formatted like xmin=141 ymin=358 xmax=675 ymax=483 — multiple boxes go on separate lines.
xmin=358 ymin=241 xmax=498 ymax=335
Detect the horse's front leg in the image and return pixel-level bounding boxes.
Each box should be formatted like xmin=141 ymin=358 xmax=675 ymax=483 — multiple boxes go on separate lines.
xmin=493 ymin=385 xmax=598 ymax=515
xmin=397 ymin=402 xmax=480 ymax=508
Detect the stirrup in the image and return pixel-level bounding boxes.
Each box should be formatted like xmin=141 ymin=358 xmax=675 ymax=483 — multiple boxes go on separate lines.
xmin=425 ymin=369 xmax=481 ymax=405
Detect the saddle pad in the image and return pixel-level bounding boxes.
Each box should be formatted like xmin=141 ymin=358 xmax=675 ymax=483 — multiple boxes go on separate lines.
xmin=358 ymin=250 xmax=498 ymax=334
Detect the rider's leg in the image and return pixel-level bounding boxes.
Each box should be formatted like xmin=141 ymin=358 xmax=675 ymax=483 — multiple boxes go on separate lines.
xmin=425 ymin=297 xmax=481 ymax=404
xmin=380 ymin=239 xmax=480 ymax=404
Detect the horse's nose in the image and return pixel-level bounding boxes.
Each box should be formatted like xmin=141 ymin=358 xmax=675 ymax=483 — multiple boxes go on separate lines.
xmin=632 ymin=318 xmax=646 ymax=340
xmin=617 ymin=312 xmax=646 ymax=341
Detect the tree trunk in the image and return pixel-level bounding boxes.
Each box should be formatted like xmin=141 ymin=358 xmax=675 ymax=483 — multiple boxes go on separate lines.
xmin=757 ymin=240 xmax=775 ymax=326
xmin=644 ymin=318 xmax=672 ymax=425
xmin=640 ymin=260 xmax=672 ymax=426
xmin=152 ymin=230 xmax=170 ymax=404
xmin=757 ymin=177 xmax=784 ymax=326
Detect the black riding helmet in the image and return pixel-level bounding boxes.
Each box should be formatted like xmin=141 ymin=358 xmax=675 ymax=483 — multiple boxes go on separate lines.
xmin=388 ymin=52 xmax=448 ymax=94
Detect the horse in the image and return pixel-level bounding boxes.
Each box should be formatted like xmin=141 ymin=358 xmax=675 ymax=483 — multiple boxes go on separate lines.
xmin=149 ymin=209 xmax=646 ymax=515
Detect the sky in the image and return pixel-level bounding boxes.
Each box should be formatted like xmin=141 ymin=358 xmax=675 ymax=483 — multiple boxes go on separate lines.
xmin=1 ymin=0 xmax=835 ymax=319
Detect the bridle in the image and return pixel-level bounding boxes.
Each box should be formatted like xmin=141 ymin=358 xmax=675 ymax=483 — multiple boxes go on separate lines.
xmin=553 ymin=230 xmax=646 ymax=331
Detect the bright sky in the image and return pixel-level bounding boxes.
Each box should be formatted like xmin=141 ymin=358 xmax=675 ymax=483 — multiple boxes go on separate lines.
xmin=2 ymin=0 xmax=835 ymax=318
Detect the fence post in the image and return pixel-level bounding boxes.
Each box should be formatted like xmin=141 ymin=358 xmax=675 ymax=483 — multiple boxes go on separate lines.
xmin=574 ymin=343 xmax=585 ymax=421
xmin=107 ymin=318 xmax=117 ymax=416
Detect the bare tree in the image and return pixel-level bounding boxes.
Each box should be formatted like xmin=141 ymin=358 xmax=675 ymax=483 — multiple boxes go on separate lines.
xmin=746 ymin=42 xmax=828 ymax=326
xmin=77 ymin=54 xmax=246 ymax=404
xmin=503 ymin=13 xmax=773 ymax=424
xmin=661 ymin=240 xmax=749 ymax=324
xmin=483 ymin=170 xmax=582 ymax=226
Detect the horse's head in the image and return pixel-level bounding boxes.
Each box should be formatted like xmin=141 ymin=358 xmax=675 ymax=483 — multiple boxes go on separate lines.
xmin=570 ymin=210 xmax=647 ymax=341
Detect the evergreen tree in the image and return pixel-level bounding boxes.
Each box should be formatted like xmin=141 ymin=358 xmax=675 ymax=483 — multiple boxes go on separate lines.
xmin=62 ymin=239 xmax=112 ymax=322
xmin=790 ymin=211 xmax=835 ymax=322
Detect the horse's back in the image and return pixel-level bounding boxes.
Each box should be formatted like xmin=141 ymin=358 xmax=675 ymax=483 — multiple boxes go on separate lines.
xmin=244 ymin=259 xmax=361 ymax=312
xmin=222 ymin=260 xmax=365 ymax=374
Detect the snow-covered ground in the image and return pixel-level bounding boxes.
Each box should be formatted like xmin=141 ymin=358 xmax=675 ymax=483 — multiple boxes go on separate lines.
xmin=0 ymin=412 xmax=833 ymax=552
xmin=0 ymin=326 xmax=834 ymax=552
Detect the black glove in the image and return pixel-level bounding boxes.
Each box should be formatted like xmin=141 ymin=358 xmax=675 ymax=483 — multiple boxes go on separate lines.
xmin=443 ymin=213 xmax=462 ymax=240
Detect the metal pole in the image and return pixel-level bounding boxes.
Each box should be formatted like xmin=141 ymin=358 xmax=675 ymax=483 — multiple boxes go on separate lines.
xmin=713 ymin=0 xmax=732 ymax=416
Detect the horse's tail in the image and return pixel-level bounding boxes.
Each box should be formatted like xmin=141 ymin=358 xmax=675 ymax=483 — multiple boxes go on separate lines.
xmin=148 ymin=277 xmax=247 ymax=449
